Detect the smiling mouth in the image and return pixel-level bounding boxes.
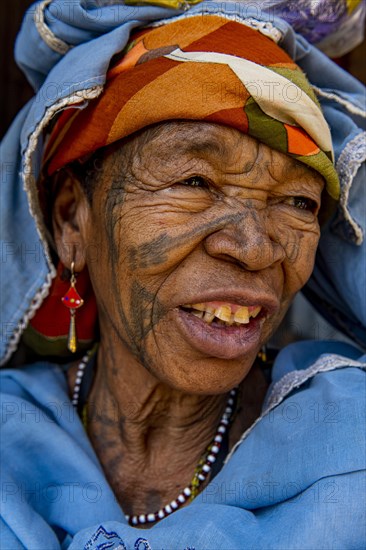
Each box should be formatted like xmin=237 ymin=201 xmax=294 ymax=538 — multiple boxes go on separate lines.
xmin=180 ymin=302 xmax=262 ymax=327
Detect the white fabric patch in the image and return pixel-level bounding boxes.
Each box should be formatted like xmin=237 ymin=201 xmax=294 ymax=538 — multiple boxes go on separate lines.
xmin=165 ymin=48 xmax=333 ymax=156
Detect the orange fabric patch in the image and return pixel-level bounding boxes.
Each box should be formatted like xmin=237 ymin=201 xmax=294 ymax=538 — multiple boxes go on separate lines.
xmin=185 ymin=21 xmax=293 ymax=65
xmin=285 ymin=124 xmax=320 ymax=156
xmin=48 ymin=58 xmax=177 ymax=173
xmin=43 ymin=109 xmax=80 ymax=166
xmin=204 ymin=107 xmax=249 ymax=134
xmin=143 ymin=15 xmax=226 ymax=50
xmin=108 ymin=61 xmax=248 ymax=143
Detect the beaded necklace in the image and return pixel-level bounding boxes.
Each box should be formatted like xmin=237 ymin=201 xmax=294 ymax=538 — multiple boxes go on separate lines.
xmin=71 ymin=350 xmax=238 ymax=526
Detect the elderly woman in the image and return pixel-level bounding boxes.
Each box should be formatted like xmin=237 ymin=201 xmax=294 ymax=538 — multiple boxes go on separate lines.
xmin=1 ymin=1 xmax=365 ymax=549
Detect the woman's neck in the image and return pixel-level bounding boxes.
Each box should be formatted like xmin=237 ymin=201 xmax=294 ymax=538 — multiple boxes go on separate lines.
xmin=70 ymin=341 xmax=268 ymax=517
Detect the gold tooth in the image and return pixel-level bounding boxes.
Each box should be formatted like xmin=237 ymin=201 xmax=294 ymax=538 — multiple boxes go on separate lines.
xmin=203 ymin=310 xmax=215 ymax=323
xmin=214 ymin=305 xmax=232 ymax=323
xmin=250 ymin=306 xmax=261 ymax=318
xmin=233 ymin=306 xmax=250 ymax=324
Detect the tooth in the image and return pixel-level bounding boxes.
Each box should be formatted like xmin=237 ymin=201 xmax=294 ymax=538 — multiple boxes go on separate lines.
xmin=215 ymin=305 xmax=232 ymax=323
xmin=203 ymin=310 xmax=215 ymax=323
xmin=250 ymin=306 xmax=261 ymax=318
xmin=191 ymin=303 xmax=207 ymax=312
xmin=192 ymin=310 xmax=204 ymax=319
xmin=234 ymin=306 xmax=249 ymax=324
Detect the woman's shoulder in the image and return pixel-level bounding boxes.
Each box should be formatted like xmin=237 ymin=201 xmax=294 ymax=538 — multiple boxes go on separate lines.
xmin=265 ymin=340 xmax=365 ymax=453
xmin=263 ymin=339 xmax=365 ymax=416
xmin=224 ymin=339 xmax=365 ymax=488
xmin=0 ymin=360 xmax=69 ymax=404
xmin=0 ymin=360 xmax=83 ymax=455
xmin=0 ymin=360 xmax=124 ymax=550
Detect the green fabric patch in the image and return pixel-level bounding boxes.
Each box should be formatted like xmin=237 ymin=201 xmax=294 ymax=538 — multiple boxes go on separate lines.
xmin=267 ymin=66 xmax=319 ymax=106
xmin=293 ymin=150 xmax=340 ymax=200
xmin=245 ymin=98 xmax=288 ymax=152
xmin=244 ymin=98 xmax=339 ymax=200
xmin=22 ymin=324 xmax=93 ymax=359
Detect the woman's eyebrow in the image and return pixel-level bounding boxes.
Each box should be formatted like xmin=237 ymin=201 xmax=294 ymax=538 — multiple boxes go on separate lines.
xmin=281 ymin=165 xmax=325 ymax=191
xmin=263 ymin=153 xmax=325 ymax=189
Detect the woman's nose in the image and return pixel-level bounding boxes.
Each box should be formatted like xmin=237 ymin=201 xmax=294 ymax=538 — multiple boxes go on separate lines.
xmin=203 ymin=209 xmax=286 ymax=271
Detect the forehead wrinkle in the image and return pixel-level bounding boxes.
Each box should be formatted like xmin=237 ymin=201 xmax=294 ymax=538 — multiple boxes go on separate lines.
xmin=102 ymin=123 xmax=264 ymax=184
xmin=223 ymin=135 xmax=260 ymax=176
xmin=146 ymin=122 xmax=240 ymax=163
xmin=179 ymin=137 xmax=226 ymax=159
xmin=152 ymin=136 xmax=226 ymax=166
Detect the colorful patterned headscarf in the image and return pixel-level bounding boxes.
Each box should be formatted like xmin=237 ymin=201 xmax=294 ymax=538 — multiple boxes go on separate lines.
xmin=45 ymin=15 xmax=339 ymax=199
xmin=27 ymin=14 xmax=340 ymax=356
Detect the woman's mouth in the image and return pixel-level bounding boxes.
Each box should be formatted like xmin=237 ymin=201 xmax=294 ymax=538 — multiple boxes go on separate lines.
xmin=175 ymin=301 xmax=267 ymax=360
xmin=180 ymin=302 xmax=262 ymax=326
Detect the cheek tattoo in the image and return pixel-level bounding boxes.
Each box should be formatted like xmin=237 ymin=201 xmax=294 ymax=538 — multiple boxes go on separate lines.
xmin=127 ymin=211 xmax=246 ymax=270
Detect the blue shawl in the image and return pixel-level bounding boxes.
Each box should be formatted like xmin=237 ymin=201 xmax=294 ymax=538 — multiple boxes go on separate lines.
xmin=1 ymin=341 xmax=365 ymax=548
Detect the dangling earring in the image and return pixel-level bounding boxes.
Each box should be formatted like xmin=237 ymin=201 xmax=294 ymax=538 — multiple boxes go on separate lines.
xmin=257 ymin=345 xmax=267 ymax=363
xmin=61 ymin=261 xmax=84 ymax=353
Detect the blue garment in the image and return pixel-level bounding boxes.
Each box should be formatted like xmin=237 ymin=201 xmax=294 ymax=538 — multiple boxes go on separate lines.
xmin=1 ymin=341 xmax=365 ymax=549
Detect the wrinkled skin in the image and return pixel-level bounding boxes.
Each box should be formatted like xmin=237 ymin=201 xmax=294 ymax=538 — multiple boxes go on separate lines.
xmin=53 ymin=121 xmax=324 ymax=515
xmin=54 ymin=121 xmax=323 ymax=394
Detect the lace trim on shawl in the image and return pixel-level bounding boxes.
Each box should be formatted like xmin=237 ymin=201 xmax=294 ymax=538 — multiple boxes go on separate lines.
xmin=312 ymin=83 xmax=366 ymax=246
xmin=225 ymin=353 xmax=366 ymax=464
xmin=0 ymin=85 xmax=104 ymax=366
xmin=34 ymin=0 xmax=71 ymax=55
xmin=149 ymin=12 xmax=283 ymax=43
xmin=331 ymin=131 xmax=366 ymax=245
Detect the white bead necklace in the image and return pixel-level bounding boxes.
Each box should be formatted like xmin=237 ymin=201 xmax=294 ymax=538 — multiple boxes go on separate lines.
xmin=72 ymin=351 xmax=238 ymax=526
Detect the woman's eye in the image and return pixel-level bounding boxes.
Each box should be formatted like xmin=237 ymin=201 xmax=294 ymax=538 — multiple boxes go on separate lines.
xmin=289 ymin=196 xmax=318 ymax=213
xmin=179 ymin=176 xmax=209 ymax=188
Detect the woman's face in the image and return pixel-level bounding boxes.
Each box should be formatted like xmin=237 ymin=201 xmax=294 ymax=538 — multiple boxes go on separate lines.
xmin=61 ymin=122 xmax=324 ymax=394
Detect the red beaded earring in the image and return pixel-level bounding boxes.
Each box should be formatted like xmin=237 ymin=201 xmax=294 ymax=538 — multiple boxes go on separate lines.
xmin=61 ymin=262 xmax=84 ymax=353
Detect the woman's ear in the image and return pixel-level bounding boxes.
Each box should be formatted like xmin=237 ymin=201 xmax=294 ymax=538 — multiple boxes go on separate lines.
xmin=52 ymin=169 xmax=91 ymax=272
